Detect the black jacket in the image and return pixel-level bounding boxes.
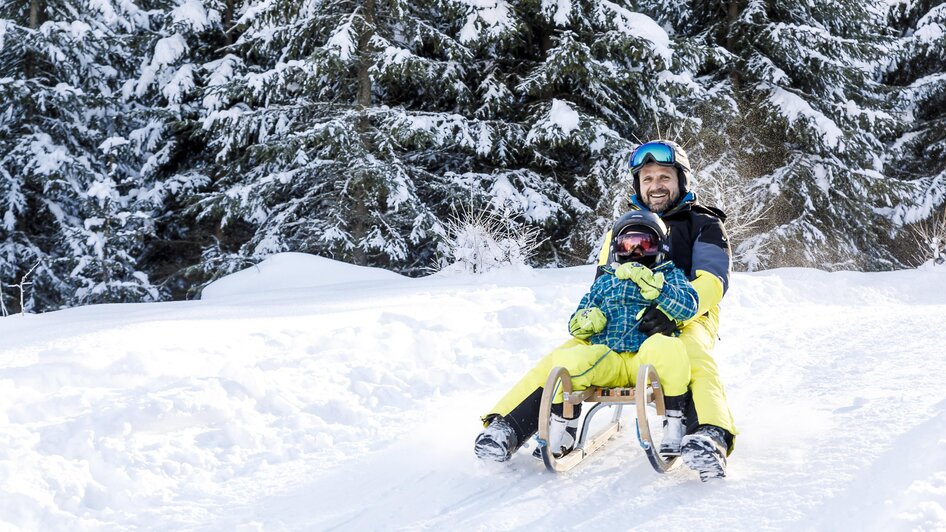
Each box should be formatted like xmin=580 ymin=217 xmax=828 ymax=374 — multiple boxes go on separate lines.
xmin=597 ymin=192 xmax=732 ymax=294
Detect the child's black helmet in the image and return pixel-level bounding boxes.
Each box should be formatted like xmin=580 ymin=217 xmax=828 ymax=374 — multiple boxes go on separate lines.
xmin=609 ymin=211 xmax=671 ymax=266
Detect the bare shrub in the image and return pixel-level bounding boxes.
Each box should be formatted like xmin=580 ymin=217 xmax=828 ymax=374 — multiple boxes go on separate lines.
xmin=691 ymin=165 xmax=771 ymax=269
xmin=438 ymin=205 xmax=545 ymax=274
xmin=910 ymin=207 xmax=946 ymax=266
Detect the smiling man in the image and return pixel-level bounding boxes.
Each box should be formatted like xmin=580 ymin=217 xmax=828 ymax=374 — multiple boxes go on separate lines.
xmin=474 ymin=140 xmax=739 ymax=482
xmin=595 ymin=139 xmax=737 ymax=480
xmin=638 ymin=161 xmax=680 ymax=213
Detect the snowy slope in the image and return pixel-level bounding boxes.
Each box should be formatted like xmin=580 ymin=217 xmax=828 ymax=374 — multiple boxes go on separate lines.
xmin=1 ymin=254 xmax=945 ymax=531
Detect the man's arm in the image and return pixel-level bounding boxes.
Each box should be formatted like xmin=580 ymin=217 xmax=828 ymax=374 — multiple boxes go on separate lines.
xmin=653 ymin=267 xmax=699 ymax=322
xmin=594 ymin=229 xmax=613 ymax=279
xmin=688 ymin=218 xmax=731 ymax=317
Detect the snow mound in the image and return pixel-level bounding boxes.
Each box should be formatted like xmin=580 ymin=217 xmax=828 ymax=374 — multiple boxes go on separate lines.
xmin=201 ymin=252 xmax=405 ymax=299
xmin=3 ymin=264 xmax=946 ymax=529
xmin=731 ymin=267 xmax=946 ymax=307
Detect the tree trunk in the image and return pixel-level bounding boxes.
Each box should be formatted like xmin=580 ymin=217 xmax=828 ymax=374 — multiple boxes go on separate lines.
xmin=351 ymin=0 xmax=376 ymax=266
xmin=30 ymin=0 xmax=42 ymax=29
xmin=223 ymin=0 xmax=236 ymax=45
xmin=727 ymin=0 xmax=742 ymax=91
xmin=26 ymin=0 xmax=45 ymax=80
xmin=356 ymin=0 xmax=375 ymax=110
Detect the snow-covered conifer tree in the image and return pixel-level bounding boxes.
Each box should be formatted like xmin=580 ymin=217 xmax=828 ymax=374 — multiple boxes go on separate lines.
xmin=125 ymin=0 xmax=236 ymax=299
xmin=0 ymin=0 xmax=159 ymax=310
xmin=649 ymin=0 xmax=909 ymax=270
xmin=885 ymin=0 xmax=946 ymax=254
xmin=190 ymin=0 xmax=471 ymax=280
xmin=449 ymin=1 xmax=720 ymax=264
xmin=191 ymin=0 xmax=715 ymax=282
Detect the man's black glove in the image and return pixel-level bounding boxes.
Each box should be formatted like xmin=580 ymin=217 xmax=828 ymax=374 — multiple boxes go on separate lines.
xmin=636 ymin=303 xmax=678 ymax=336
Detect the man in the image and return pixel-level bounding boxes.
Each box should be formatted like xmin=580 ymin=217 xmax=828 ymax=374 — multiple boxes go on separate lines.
xmin=474 ymin=211 xmax=698 ymax=464
xmin=598 ymin=139 xmax=736 ymax=480
xmin=474 ymin=139 xmax=736 ymax=481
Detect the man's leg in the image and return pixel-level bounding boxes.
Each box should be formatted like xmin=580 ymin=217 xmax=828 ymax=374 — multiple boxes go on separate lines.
xmin=677 ymin=313 xmax=735 ymax=480
xmin=476 ymin=338 xmax=626 ymax=461
xmin=679 ymin=314 xmax=737 ymax=447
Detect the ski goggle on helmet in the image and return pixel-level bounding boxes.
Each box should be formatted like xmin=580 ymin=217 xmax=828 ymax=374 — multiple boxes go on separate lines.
xmin=614 ymin=230 xmax=661 ymax=261
xmin=629 ymin=141 xmax=677 ymax=171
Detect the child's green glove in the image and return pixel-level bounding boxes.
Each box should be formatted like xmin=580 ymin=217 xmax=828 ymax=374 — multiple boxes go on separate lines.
xmin=614 ymin=263 xmax=665 ymax=300
xmin=568 ymin=307 xmax=607 ymax=339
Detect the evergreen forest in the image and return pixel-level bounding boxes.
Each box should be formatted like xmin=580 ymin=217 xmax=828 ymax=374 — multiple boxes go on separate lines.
xmin=1 ymin=0 xmax=945 ymax=312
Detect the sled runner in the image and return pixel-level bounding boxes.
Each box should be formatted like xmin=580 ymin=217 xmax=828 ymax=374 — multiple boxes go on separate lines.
xmin=535 ymin=364 xmax=678 ymax=473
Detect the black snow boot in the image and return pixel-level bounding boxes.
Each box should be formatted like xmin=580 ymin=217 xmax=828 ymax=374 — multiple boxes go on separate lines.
xmin=680 ymin=425 xmax=729 ymax=481
xmin=474 ymin=416 xmax=519 ymax=462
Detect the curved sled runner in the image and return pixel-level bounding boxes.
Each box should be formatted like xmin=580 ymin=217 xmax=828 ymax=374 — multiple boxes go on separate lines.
xmin=536 ymin=364 xmax=678 ymax=473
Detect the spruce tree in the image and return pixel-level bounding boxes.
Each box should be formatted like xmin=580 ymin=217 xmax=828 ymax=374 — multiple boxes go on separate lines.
xmin=190 ymin=0 xmax=714 ymax=283
xmin=190 ymin=0 xmax=470 ymax=280
xmin=649 ymin=0 xmax=908 ymax=270
xmin=0 ymin=0 xmax=160 ymax=310
xmin=885 ymin=0 xmax=946 ymax=248
xmin=128 ymin=0 xmax=237 ymax=299
xmin=446 ymin=1 xmax=719 ymax=264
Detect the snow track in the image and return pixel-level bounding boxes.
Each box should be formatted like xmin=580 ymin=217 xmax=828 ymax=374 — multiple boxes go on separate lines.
xmin=1 ymin=255 xmax=945 ymax=530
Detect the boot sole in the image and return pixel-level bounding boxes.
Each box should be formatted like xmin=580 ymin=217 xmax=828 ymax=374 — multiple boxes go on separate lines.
xmin=474 ymin=440 xmax=511 ymax=462
xmin=680 ymin=437 xmax=726 ymax=481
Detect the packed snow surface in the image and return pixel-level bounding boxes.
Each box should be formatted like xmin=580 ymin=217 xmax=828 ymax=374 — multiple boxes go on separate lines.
xmin=2 ymin=254 xmax=946 ymax=531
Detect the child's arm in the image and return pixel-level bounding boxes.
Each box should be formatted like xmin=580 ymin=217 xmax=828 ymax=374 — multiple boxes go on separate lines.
xmin=568 ymin=282 xmax=606 ymax=339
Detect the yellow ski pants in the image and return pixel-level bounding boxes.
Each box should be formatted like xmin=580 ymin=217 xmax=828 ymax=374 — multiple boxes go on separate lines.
xmin=483 ymin=312 xmax=737 ymax=444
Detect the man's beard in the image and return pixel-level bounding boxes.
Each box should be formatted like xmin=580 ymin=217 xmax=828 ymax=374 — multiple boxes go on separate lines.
xmin=645 ymin=189 xmax=679 ymax=212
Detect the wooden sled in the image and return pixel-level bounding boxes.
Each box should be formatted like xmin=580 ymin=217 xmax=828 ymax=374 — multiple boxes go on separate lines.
xmin=536 ymin=364 xmax=678 ymax=473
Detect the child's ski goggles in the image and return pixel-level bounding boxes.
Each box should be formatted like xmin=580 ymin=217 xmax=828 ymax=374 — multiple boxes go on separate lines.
xmin=615 ymin=231 xmax=660 ymax=259
xmin=629 ymin=141 xmax=676 ymax=171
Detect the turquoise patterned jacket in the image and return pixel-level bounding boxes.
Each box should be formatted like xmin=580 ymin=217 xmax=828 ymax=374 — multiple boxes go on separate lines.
xmin=573 ymin=261 xmax=699 ymax=353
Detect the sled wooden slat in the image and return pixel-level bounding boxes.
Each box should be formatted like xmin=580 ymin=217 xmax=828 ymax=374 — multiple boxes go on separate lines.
xmin=563 ymin=386 xmax=639 ymax=404
xmin=562 ymin=389 xmax=595 ymax=404
xmin=592 ymin=387 xmax=637 ymax=402
xmin=538 ymin=367 xmax=575 ymax=472
xmin=636 ymin=364 xmax=677 ymax=473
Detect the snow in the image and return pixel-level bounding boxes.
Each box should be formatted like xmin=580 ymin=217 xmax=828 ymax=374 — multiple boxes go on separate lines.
xmin=29 ymin=134 xmax=71 ymax=176
xmin=200 ymin=252 xmax=404 ymax=299
xmin=2 ymin=254 xmax=946 ymax=530
xmin=458 ymin=14 xmax=479 ymax=43
xmin=151 ymin=34 xmax=188 ymax=68
xmin=766 ymin=86 xmax=845 ymax=150
xmin=460 ymin=1 xmax=515 ymax=41
xmin=325 ymin=15 xmax=357 ymax=61
xmin=602 ymin=2 xmax=673 ymax=63
xmin=163 ymin=64 xmax=196 ymax=104
xmin=548 ymin=99 xmax=580 ymax=135
xmin=98 ymin=136 xmax=129 ymax=153
xmin=85 ymin=179 xmax=117 ymax=206
xmin=172 ymin=0 xmax=211 ymax=32
xmin=915 ymin=5 xmax=946 ymax=43
xmin=542 ymin=0 xmax=572 ymax=26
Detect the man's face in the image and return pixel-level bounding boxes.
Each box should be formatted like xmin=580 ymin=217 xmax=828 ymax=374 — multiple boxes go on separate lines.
xmin=638 ymin=162 xmax=680 ymax=213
